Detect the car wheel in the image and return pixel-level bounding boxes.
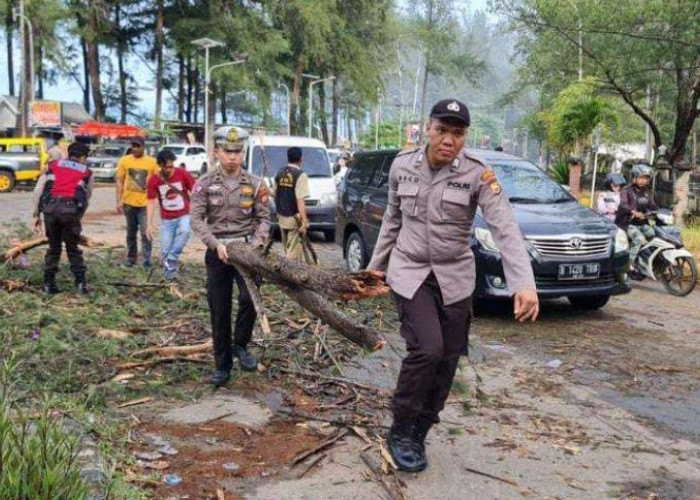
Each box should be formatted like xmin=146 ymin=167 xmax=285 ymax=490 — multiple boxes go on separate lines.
xmin=345 ymin=231 xmax=367 ymax=272
xmin=323 ymin=229 xmax=335 ymax=242
xmin=567 ymin=295 xmax=610 ymax=310
xmin=0 ymin=171 xmax=15 ymax=193
xmin=200 ymin=162 xmax=208 ymax=175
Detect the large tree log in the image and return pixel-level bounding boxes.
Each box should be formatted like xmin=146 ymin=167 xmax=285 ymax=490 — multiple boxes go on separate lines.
xmin=224 ymin=242 xmax=387 ymax=351
xmin=279 ymin=284 xmax=385 ymax=351
xmin=225 ymin=242 xmax=388 ymax=301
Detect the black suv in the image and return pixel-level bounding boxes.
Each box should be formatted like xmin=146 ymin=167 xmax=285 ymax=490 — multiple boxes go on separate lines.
xmin=336 ymin=149 xmax=631 ymax=310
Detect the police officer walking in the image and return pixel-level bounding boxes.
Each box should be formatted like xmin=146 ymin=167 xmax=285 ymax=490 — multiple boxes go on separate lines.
xmin=191 ymin=126 xmax=271 ymax=387
xmin=367 ymin=99 xmax=539 ymax=472
xmin=274 ymin=147 xmax=314 ymax=263
xmin=32 ymin=142 xmax=94 ymax=294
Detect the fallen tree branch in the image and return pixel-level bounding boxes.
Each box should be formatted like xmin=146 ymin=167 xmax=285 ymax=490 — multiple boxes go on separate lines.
xmin=2 ymin=235 xmax=99 ymax=262
xmin=132 ymin=340 xmax=212 ymax=358
xmin=292 ymin=429 xmax=349 ymax=464
xmin=225 ymin=242 xmax=389 ymax=302
xmin=279 ymin=284 xmax=384 ymax=351
xmin=360 ymin=451 xmax=407 ymax=500
xmin=234 ymin=265 xmax=272 ymax=338
xmin=117 ymin=355 xmax=209 ymax=370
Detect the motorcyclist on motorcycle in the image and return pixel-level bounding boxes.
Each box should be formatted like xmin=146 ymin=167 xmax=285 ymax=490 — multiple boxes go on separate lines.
xmin=615 ymin=164 xmax=658 ymax=268
xmin=596 ymin=172 xmax=626 ymax=221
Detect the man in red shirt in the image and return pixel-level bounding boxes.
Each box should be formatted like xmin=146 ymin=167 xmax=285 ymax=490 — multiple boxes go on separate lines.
xmin=32 ymin=142 xmax=94 ymax=294
xmin=146 ymin=150 xmax=195 ymax=280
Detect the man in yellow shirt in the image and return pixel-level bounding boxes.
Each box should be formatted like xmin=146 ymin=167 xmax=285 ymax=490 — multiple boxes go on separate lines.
xmin=116 ymin=136 xmax=158 ymax=268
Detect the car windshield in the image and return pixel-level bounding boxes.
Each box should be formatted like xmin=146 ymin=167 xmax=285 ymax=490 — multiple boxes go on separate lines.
xmin=104 ymin=147 xmax=127 ymax=157
xmin=251 ymin=146 xmax=331 ymax=178
xmin=161 ymin=146 xmax=185 ymax=155
xmin=490 ymin=160 xmax=573 ymax=203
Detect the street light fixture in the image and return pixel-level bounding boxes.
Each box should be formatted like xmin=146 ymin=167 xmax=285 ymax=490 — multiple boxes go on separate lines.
xmin=308 ymin=76 xmax=335 ymax=138
xmin=191 ymin=37 xmax=225 ymax=155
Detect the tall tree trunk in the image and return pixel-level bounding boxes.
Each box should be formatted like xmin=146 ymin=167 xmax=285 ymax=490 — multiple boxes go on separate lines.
xmin=177 ymin=53 xmax=185 ymax=122
xmin=78 ymin=17 xmax=91 ymax=114
xmin=193 ymin=66 xmax=200 ymax=123
xmin=36 ymin=44 xmax=44 ymax=99
xmin=185 ymin=56 xmax=193 ymax=122
xmin=86 ymin=3 xmax=105 ymax=121
xmin=5 ymin=1 xmax=15 ymax=97
xmin=331 ymin=76 xmax=339 ymax=145
xmin=219 ymin=84 xmax=227 ymax=124
xmin=207 ymin=80 xmax=217 ymax=151
xmin=115 ymin=2 xmax=128 ymax=123
xmin=319 ymin=83 xmax=329 ymax=144
xmin=154 ymin=0 xmax=164 ymax=129
xmin=289 ymin=57 xmax=304 ymax=135
xmin=417 ymin=0 xmax=434 ymax=143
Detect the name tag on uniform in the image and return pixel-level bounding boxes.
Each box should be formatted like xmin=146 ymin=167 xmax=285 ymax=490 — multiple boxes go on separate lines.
xmin=398 ymin=174 xmax=420 ymax=184
xmin=208 ymin=184 xmax=223 ymax=193
xmin=446 ymin=181 xmax=471 ymax=190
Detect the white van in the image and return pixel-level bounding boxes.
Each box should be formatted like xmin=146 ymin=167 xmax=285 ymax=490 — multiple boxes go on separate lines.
xmin=159 ymin=143 xmax=209 ymax=176
xmin=244 ymin=135 xmax=337 ymax=241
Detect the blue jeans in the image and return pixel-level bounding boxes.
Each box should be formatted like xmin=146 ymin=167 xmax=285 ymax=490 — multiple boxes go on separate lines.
xmin=160 ymin=215 xmax=191 ymax=279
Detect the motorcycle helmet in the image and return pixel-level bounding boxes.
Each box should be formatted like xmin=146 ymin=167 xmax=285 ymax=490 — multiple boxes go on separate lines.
xmin=631 ymin=164 xmax=653 ymax=179
xmin=604 ymin=172 xmax=626 ymax=189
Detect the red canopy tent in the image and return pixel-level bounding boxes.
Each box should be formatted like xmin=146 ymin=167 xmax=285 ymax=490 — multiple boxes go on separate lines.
xmin=73 ymin=121 xmax=146 ymax=139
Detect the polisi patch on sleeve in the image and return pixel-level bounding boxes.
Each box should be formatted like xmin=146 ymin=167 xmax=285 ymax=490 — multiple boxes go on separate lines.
xmin=480 ymin=169 xmax=497 ymax=184
xmin=193 ymin=183 xmax=203 ymax=194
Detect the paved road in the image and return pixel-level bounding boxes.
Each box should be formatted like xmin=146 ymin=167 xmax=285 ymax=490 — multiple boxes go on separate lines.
xmin=0 ymin=184 xmax=345 ymax=268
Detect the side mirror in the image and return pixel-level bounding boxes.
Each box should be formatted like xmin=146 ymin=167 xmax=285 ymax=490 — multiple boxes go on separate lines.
xmin=333 ymin=163 xmax=341 ymax=175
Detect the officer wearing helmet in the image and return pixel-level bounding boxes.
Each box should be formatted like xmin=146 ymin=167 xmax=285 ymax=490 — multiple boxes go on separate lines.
xmin=596 ymin=172 xmax=626 ymax=221
xmin=616 ymin=164 xmax=658 ymax=266
xmin=190 ymin=126 xmax=271 ymax=387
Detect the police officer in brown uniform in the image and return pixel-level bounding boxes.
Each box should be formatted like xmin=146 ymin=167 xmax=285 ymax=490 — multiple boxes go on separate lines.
xmin=368 ymin=99 xmax=539 ymax=472
xmin=191 ymin=126 xmax=271 ymax=387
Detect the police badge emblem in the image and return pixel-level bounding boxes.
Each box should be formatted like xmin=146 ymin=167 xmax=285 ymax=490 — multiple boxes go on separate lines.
xmin=227 ymin=128 xmax=239 ymax=143
xmin=447 ymin=101 xmax=461 ymax=112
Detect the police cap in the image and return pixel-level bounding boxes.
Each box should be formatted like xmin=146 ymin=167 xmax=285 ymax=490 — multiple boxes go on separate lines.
xmin=430 ymin=99 xmax=470 ymax=127
xmin=214 ymin=126 xmax=249 ymax=151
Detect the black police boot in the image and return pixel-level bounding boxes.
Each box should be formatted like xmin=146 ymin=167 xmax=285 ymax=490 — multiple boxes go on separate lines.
xmin=411 ymin=417 xmax=433 ymax=471
xmin=233 ymin=345 xmax=258 ymax=372
xmin=75 ymin=274 xmax=89 ymax=295
xmin=387 ymin=419 xmax=422 ymax=472
xmin=42 ymin=273 xmax=60 ymax=295
xmin=210 ymin=370 xmax=231 ymax=388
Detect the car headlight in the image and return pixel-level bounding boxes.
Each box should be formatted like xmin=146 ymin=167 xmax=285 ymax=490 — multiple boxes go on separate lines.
xmin=321 ymin=192 xmax=337 ymax=206
xmin=614 ymin=228 xmax=629 ymax=253
xmin=475 ymin=227 xmax=500 ymax=252
xmin=103 ymin=162 xmax=115 ymax=169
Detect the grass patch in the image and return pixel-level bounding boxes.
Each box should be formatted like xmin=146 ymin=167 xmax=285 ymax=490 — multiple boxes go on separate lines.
xmin=682 ymin=222 xmax=700 ymax=261
xmin=451 ymin=379 xmax=470 ymax=396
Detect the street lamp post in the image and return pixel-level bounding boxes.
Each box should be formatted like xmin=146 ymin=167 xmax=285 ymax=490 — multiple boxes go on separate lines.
xmin=191 ymin=37 xmax=225 ymax=157
xmin=278 ymin=82 xmax=290 ymax=135
xmin=308 ymin=76 xmax=335 ymax=138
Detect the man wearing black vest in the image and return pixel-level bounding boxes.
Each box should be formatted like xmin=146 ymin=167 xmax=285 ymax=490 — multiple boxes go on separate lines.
xmin=274 ymin=147 xmax=312 ymax=262
xmin=32 ymin=142 xmax=94 ymax=295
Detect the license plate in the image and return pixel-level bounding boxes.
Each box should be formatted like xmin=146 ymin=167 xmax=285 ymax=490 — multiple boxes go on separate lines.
xmin=558 ymin=263 xmax=600 ymax=280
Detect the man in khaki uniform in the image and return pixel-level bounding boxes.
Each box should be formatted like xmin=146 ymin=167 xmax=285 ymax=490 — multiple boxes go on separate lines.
xmin=274 ymin=147 xmax=314 ymax=263
xmin=368 ymin=99 xmax=539 ymax=472
xmin=191 ymin=126 xmax=271 ymax=387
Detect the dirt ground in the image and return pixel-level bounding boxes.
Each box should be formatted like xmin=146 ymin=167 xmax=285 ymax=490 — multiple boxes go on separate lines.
xmin=2 ymin=186 xmax=700 ymax=499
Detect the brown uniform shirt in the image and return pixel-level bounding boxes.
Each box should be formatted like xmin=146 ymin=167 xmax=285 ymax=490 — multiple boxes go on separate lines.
xmin=367 ymin=147 xmax=535 ymax=305
xmin=190 ymin=166 xmax=271 ymax=250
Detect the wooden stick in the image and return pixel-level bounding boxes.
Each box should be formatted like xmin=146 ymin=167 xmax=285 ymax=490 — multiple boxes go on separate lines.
xmin=292 ymin=429 xmax=348 ymax=465
xmin=234 ymin=265 xmax=272 ymax=339
xmin=276 ymin=367 xmax=384 ymax=394
xmin=277 ymin=408 xmax=388 ymax=430
xmin=295 ymin=452 xmax=326 ymax=479
xmin=2 ymin=235 xmax=99 ymax=262
xmin=360 ymin=451 xmax=406 ymax=500
xmin=463 ymin=466 xmax=519 ymax=486
xmin=311 ymin=320 xmax=345 ymax=377
xmin=132 ymin=340 xmax=212 ymax=358
xmin=117 ymin=356 xmax=209 ymax=370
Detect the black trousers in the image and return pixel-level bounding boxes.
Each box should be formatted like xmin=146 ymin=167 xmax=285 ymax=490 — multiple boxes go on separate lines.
xmin=205 ymin=248 xmax=258 ymax=372
xmin=124 ymin=204 xmax=151 ymax=263
xmin=43 ymin=199 xmax=86 ymax=280
xmin=393 ymin=273 xmax=472 ymax=424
